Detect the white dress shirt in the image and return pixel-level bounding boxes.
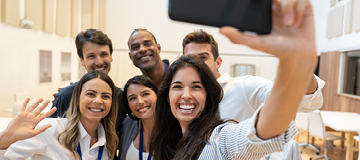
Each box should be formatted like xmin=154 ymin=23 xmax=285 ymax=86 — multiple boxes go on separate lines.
xmin=218 ymin=73 xmax=325 ymax=122
xmin=0 ymin=118 xmax=108 ymax=160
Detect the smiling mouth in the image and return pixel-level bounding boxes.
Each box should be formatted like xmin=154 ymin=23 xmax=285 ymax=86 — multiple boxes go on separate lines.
xmin=88 ymin=108 xmax=104 ymax=112
xmin=140 ymin=55 xmax=150 ymax=60
xmin=137 ymin=106 xmax=150 ymax=113
xmin=95 ymin=67 xmax=105 ymax=71
xmin=178 ymin=104 xmax=196 ymax=112
xmin=93 ymin=65 xmax=107 ymax=71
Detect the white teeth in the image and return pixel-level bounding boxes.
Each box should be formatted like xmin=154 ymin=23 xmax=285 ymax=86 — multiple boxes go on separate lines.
xmin=179 ymin=105 xmax=195 ymax=110
xmin=138 ymin=107 xmax=149 ymax=112
xmin=89 ymin=108 xmax=102 ymax=112
xmin=96 ymin=68 xmax=105 ymax=71
xmin=140 ymin=55 xmax=150 ymax=60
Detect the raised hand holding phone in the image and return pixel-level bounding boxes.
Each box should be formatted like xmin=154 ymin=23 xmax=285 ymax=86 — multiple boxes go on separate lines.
xmin=221 ymin=0 xmax=318 ymax=140
xmin=220 ymin=0 xmax=315 ymax=60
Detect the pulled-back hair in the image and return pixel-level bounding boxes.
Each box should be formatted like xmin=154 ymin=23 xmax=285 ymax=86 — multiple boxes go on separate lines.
xmin=149 ymin=55 xmax=225 ymax=160
xmin=122 ymin=75 xmax=158 ymax=120
xmin=182 ymin=30 xmax=219 ymax=60
xmin=75 ymin=29 xmax=113 ymax=59
xmin=58 ymin=70 xmax=118 ymax=159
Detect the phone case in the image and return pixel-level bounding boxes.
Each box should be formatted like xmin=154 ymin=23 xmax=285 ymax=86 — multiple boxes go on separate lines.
xmin=168 ymin=0 xmax=272 ymax=35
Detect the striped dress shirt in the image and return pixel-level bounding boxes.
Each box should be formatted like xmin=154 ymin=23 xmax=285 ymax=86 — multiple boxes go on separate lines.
xmin=198 ymin=109 xmax=298 ymax=160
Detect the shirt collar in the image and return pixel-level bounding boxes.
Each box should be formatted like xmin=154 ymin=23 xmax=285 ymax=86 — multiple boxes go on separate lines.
xmin=78 ymin=121 xmax=88 ymax=140
xmin=78 ymin=121 xmax=107 ymax=147
xmin=96 ymin=123 xmax=106 ymax=147
xmin=217 ymin=73 xmax=231 ymax=84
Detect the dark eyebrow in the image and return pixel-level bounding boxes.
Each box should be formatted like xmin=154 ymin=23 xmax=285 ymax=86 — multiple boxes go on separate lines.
xmin=197 ymin=52 xmax=210 ymax=56
xmin=130 ymin=43 xmax=139 ymax=48
xmin=130 ymin=40 xmax=153 ymax=48
xmin=141 ymin=89 xmax=152 ymax=94
xmin=86 ymin=89 xmax=111 ymax=96
xmin=171 ymin=81 xmax=202 ymax=85
xmin=102 ymin=92 xmax=112 ymax=95
xmin=143 ymin=40 xmax=153 ymax=44
xmin=127 ymin=94 xmax=135 ymax=99
xmin=85 ymin=52 xmax=95 ymax=56
xmin=127 ymin=89 xmax=152 ymax=99
xmin=171 ymin=81 xmax=182 ymax=85
xmin=192 ymin=81 xmax=202 ymax=84
xmin=85 ymin=89 xmax=97 ymax=93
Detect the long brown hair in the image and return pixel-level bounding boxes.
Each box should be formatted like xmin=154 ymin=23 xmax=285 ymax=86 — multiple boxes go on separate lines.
xmin=122 ymin=75 xmax=158 ymax=120
xmin=58 ymin=70 xmax=118 ymax=159
xmin=149 ymin=55 xmax=225 ymax=160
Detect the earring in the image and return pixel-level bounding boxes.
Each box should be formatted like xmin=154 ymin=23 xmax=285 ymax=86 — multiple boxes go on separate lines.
xmin=131 ymin=112 xmax=138 ymax=119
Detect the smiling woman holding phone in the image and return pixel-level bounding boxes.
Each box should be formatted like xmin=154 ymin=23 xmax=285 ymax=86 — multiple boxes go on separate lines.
xmin=150 ymin=0 xmax=317 ymax=159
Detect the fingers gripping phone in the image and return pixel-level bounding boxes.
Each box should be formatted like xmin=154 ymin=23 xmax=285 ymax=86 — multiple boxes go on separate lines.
xmin=168 ymin=0 xmax=272 ymax=35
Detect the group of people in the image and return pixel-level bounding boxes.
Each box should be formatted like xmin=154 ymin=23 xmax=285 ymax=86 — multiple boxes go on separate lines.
xmin=0 ymin=0 xmax=325 ymax=159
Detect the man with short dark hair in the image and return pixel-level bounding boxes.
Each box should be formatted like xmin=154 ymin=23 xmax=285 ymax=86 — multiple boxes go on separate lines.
xmin=50 ymin=29 xmax=126 ymax=134
xmin=127 ymin=29 xmax=169 ymax=87
xmin=183 ymin=30 xmax=325 ymax=122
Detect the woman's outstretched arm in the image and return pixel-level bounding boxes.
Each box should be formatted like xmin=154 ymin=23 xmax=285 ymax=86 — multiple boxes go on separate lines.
xmin=220 ymin=0 xmax=317 ymax=140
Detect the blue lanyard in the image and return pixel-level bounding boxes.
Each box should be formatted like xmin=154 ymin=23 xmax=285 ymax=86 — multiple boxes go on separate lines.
xmin=163 ymin=61 xmax=167 ymax=76
xmin=139 ymin=121 xmax=151 ymax=160
xmin=77 ymin=142 xmax=104 ymax=160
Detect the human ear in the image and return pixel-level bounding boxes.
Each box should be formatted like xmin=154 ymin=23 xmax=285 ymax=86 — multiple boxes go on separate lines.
xmin=215 ymin=56 xmax=222 ymax=69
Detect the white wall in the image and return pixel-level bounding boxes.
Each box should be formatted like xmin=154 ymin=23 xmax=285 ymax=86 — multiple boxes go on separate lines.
xmin=312 ymin=0 xmax=360 ymax=52
xmin=105 ymin=0 xmax=279 ymax=87
xmin=4 ymin=0 xmax=341 ymax=117
xmin=106 ymin=0 xmax=270 ymax=55
xmin=0 ymin=23 xmax=78 ymax=117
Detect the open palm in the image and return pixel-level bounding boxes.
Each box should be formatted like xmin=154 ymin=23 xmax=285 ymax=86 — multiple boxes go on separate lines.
xmin=4 ymin=98 xmax=57 ymax=143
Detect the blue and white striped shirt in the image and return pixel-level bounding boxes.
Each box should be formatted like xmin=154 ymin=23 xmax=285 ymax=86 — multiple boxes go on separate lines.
xmin=198 ymin=110 xmax=298 ymax=160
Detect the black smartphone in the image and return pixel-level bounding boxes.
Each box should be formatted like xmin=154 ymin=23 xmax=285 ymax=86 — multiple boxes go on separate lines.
xmin=168 ymin=0 xmax=272 ymax=35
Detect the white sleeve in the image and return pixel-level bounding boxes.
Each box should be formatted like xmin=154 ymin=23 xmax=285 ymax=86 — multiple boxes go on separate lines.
xmin=241 ymin=76 xmax=273 ymax=111
xmin=298 ymin=75 xmax=325 ymax=112
xmin=243 ymin=75 xmax=325 ymax=113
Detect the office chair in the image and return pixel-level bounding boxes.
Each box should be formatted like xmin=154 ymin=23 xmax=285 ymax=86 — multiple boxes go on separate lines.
xmin=294 ymin=112 xmax=320 ymax=154
xmin=265 ymin=140 xmax=302 ymax=160
xmin=308 ymin=110 xmax=343 ymax=160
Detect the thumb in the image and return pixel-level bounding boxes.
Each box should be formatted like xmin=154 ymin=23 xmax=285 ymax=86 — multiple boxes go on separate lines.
xmin=220 ymin=26 xmax=264 ymax=51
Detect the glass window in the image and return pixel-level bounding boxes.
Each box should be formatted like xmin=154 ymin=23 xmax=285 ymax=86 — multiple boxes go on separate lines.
xmin=340 ymin=50 xmax=360 ymax=96
xmin=231 ymin=64 xmax=255 ymax=77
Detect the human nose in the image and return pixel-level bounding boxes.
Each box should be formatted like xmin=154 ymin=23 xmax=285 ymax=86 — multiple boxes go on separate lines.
xmin=139 ymin=44 xmax=147 ymax=53
xmin=137 ymin=96 xmax=145 ymax=106
xmin=94 ymin=55 xmax=104 ymax=65
xmin=181 ymin=87 xmax=192 ymax=101
xmin=93 ymin=95 xmax=103 ymax=104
